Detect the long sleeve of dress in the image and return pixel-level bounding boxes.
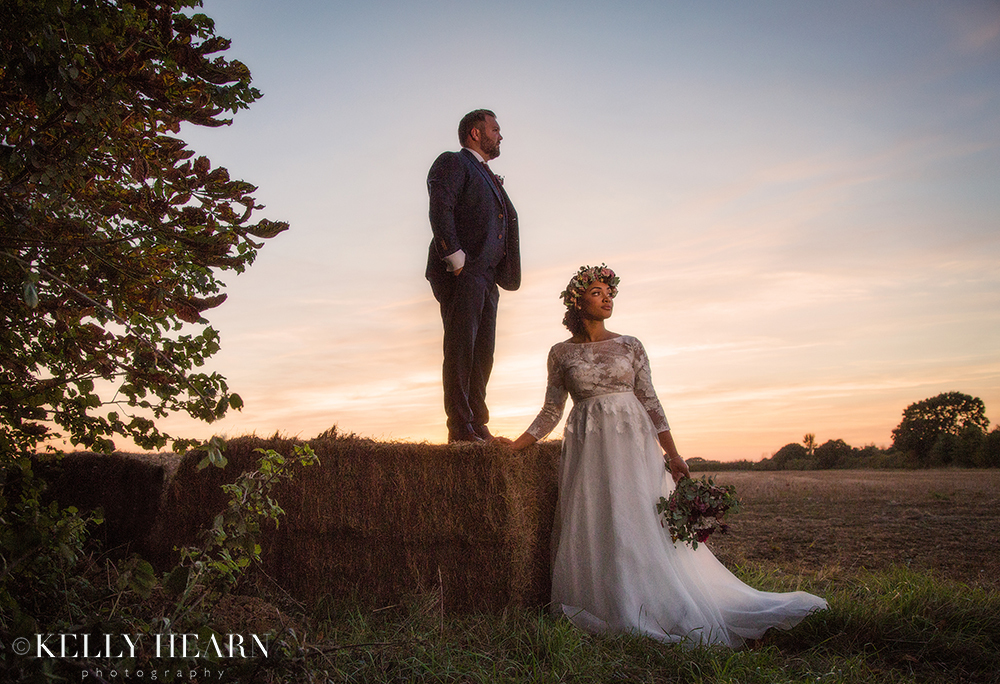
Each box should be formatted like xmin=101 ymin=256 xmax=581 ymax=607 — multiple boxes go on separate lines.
xmin=525 ymin=346 xmax=568 ymax=440
xmin=630 ymin=338 xmax=671 ymax=433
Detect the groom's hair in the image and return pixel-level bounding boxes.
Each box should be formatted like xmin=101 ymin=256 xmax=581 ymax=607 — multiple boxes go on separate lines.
xmin=458 ymin=109 xmax=496 ymax=146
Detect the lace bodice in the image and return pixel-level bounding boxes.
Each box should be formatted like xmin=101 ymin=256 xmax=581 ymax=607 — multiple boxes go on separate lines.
xmin=526 ymin=335 xmax=670 ymax=439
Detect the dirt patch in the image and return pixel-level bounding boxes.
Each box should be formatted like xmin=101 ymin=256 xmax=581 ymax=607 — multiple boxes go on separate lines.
xmin=701 ymin=469 xmax=1000 ymax=588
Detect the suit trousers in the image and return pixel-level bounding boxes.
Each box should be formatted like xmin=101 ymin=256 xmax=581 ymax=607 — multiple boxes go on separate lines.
xmin=431 ymin=270 xmax=499 ymax=431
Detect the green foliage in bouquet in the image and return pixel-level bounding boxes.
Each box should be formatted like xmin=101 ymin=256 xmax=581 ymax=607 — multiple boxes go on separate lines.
xmin=656 ymin=475 xmax=740 ymax=550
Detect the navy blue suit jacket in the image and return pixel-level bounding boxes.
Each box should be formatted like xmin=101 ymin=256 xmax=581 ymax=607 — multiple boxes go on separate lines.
xmin=426 ymin=148 xmax=520 ymax=291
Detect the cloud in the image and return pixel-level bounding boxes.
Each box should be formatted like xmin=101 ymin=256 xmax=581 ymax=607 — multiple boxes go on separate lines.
xmin=143 ymin=0 xmax=1000 ymax=461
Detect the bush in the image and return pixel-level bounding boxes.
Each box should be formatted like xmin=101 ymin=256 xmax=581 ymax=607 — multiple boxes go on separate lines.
xmin=815 ymin=439 xmax=852 ymax=469
xmin=975 ymin=427 xmax=1000 ymax=468
xmin=769 ymin=443 xmax=808 ymax=470
xmin=0 ymin=445 xmax=315 ymax=682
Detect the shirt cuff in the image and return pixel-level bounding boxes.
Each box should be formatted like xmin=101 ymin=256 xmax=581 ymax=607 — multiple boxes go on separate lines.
xmin=444 ymin=249 xmax=466 ymax=272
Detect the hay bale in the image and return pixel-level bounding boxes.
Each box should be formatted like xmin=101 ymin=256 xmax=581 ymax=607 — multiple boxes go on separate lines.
xmin=152 ymin=433 xmax=561 ymax=613
xmin=35 ymin=451 xmax=175 ymax=557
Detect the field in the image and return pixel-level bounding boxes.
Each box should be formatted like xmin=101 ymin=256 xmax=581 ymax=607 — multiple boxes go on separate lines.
xmin=289 ymin=466 xmax=1000 ymax=684
xmin=702 ymin=469 xmax=1000 ymax=589
xmin=25 ymin=451 xmax=1000 ymax=683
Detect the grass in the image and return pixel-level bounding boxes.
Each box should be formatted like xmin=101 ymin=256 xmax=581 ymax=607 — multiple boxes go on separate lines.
xmin=40 ymin=446 xmax=1000 ymax=682
xmin=244 ymin=564 xmax=999 ymax=683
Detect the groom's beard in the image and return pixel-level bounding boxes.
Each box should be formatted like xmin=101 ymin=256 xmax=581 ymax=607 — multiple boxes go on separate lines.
xmin=481 ymin=140 xmax=500 ymax=160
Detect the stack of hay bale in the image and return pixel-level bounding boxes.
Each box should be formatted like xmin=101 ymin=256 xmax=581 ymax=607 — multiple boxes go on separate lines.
xmin=149 ymin=432 xmax=561 ymax=613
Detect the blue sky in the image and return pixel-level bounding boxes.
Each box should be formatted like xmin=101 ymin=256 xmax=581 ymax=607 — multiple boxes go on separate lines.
xmin=161 ymin=0 xmax=1000 ymax=460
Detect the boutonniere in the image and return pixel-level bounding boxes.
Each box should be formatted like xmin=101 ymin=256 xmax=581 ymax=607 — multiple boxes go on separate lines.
xmin=495 ymin=175 xmax=504 ymax=186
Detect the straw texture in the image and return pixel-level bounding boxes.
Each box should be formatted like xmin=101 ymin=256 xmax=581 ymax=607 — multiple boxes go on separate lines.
xmin=150 ymin=432 xmax=561 ymax=613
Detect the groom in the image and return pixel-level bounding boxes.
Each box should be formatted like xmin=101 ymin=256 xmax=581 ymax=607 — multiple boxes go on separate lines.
xmin=426 ymin=109 xmax=520 ymax=443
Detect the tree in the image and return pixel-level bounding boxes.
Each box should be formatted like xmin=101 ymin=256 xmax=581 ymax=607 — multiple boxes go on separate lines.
xmin=1 ymin=0 xmax=287 ymax=457
xmin=769 ymin=442 xmax=808 ymax=470
xmin=802 ymin=433 xmax=816 ymax=456
xmin=891 ymin=392 xmax=990 ymax=465
xmin=975 ymin=427 xmax=1000 ymax=468
xmin=815 ymin=438 xmax=852 ymax=469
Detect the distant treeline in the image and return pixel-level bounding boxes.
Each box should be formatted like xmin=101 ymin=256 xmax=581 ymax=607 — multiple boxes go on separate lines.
xmin=690 ymin=391 xmax=1000 ymax=471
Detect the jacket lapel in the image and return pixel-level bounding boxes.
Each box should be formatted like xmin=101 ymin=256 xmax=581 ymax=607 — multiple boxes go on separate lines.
xmin=464 ymin=148 xmax=504 ymax=203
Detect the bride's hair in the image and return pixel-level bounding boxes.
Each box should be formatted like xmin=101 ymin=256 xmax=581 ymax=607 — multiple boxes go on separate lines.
xmin=560 ymin=264 xmax=619 ymax=334
xmin=563 ymin=307 xmax=586 ymax=336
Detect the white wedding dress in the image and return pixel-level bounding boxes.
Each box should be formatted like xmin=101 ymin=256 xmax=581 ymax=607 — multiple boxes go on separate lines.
xmin=526 ymin=335 xmax=827 ymax=647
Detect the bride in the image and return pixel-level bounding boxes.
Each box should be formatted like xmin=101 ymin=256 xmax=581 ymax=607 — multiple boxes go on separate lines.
xmin=499 ymin=265 xmax=827 ymax=647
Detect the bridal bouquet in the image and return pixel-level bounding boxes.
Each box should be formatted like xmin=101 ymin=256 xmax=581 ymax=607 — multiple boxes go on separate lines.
xmin=657 ymin=475 xmax=740 ymax=550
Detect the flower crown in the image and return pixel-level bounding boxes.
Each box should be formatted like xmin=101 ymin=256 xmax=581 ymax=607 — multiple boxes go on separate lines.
xmin=560 ymin=264 xmax=620 ymax=310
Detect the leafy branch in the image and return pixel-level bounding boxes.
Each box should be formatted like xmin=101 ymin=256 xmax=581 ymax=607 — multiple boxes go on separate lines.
xmin=2 ymin=249 xmax=221 ymax=419
xmin=162 ymin=444 xmax=319 ymax=630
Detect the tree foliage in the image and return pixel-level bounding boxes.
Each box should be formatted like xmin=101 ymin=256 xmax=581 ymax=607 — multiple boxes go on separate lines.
xmin=0 ymin=0 xmax=287 ymax=456
xmin=815 ymin=438 xmax=852 ymax=469
xmin=891 ymin=392 xmax=990 ymax=464
xmin=976 ymin=427 xmax=1000 ymax=468
xmin=802 ymin=433 xmax=816 ymax=456
xmin=768 ymin=442 xmax=807 ymax=470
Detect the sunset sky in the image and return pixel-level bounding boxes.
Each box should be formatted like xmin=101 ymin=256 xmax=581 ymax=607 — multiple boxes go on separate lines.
xmin=159 ymin=0 xmax=1000 ymax=461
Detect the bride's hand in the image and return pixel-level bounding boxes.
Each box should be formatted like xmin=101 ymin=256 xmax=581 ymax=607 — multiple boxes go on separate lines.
xmin=657 ymin=431 xmax=688 ymax=483
xmin=667 ymin=455 xmax=689 ymax=483
xmin=502 ymin=432 xmax=538 ymax=451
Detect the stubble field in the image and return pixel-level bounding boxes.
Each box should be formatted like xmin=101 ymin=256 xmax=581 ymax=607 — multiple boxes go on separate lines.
xmin=701 ymin=469 xmax=1000 ymax=589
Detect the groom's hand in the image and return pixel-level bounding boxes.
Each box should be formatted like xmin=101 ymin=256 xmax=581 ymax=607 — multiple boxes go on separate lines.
xmin=453 ymin=267 xmax=463 ymax=276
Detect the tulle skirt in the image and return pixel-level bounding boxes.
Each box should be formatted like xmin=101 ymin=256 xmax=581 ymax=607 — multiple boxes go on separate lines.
xmin=550 ymin=392 xmax=827 ymax=647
